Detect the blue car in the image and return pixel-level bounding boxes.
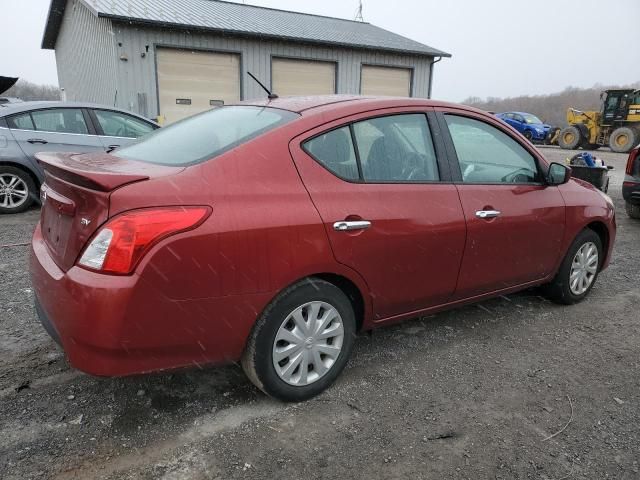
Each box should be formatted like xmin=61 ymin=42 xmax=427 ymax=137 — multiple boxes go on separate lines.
xmin=496 ymin=111 xmax=551 ymax=143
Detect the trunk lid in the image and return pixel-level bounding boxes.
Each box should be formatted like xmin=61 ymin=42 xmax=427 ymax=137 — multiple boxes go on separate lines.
xmin=36 ymin=151 xmax=180 ymax=272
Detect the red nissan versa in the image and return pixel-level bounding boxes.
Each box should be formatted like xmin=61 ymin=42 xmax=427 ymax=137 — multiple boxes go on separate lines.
xmin=30 ymin=96 xmax=616 ymax=402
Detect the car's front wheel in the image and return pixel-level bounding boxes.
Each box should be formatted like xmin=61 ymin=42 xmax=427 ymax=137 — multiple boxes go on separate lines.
xmin=0 ymin=166 xmax=36 ymax=214
xmin=242 ymin=278 xmax=356 ymax=402
xmin=543 ymin=229 xmax=603 ymax=304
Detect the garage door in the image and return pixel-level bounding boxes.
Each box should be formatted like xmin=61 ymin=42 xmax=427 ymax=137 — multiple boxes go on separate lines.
xmin=156 ymin=48 xmax=240 ymax=124
xmin=361 ymin=65 xmax=412 ymax=97
xmin=272 ymin=58 xmax=336 ymax=96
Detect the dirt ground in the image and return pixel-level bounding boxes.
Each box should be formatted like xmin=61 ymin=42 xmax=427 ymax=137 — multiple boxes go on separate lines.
xmin=1 ymin=147 xmax=638 ymax=480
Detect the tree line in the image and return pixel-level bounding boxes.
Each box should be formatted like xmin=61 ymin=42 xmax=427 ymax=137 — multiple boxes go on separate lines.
xmin=463 ymin=82 xmax=640 ymax=127
xmin=4 ymin=78 xmax=640 ymax=127
xmin=2 ymin=79 xmax=60 ymax=101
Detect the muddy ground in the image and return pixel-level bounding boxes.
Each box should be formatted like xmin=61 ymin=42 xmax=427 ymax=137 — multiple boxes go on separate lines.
xmin=1 ymin=147 xmax=638 ymax=479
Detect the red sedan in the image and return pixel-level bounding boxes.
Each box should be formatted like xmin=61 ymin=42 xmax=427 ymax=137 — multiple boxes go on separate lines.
xmin=30 ymin=96 xmax=616 ymax=401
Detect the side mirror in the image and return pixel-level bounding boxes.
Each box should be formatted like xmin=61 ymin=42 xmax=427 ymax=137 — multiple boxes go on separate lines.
xmin=547 ymin=162 xmax=571 ymax=185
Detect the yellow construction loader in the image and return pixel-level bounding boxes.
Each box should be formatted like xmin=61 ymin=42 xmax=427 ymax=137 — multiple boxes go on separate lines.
xmin=557 ymin=89 xmax=640 ymax=153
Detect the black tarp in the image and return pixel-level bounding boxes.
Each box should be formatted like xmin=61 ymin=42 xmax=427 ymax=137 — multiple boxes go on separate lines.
xmin=0 ymin=77 xmax=19 ymax=95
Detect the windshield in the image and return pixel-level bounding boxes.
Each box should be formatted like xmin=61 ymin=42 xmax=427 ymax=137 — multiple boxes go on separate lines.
xmin=114 ymin=106 xmax=298 ymax=166
xmin=522 ymin=113 xmax=543 ymax=124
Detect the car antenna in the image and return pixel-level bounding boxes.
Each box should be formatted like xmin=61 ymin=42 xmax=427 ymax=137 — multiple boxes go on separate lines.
xmin=247 ymin=72 xmax=278 ymax=100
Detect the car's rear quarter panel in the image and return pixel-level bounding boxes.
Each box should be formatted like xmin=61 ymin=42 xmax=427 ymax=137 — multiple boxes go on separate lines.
xmin=105 ymin=125 xmax=371 ymax=366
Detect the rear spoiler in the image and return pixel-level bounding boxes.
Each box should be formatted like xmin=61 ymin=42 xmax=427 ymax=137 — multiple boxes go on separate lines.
xmin=36 ymin=152 xmax=150 ymax=192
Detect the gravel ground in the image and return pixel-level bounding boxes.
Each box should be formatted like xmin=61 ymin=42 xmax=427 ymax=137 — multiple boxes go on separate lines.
xmin=1 ymin=147 xmax=638 ymax=480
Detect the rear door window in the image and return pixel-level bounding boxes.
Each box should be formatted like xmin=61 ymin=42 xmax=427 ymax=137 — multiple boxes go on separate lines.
xmin=304 ymin=127 xmax=359 ymax=180
xmin=353 ymin=114 xmax=439 ymax=182
xmin=31 ymin=109 xmax=89 ymax=134
xmin=303 ymin=113 xmax=440 ymax=183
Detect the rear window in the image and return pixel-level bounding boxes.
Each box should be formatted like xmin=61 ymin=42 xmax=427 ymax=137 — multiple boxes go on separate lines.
xmin=114 ymin=106 xmax=298 ymax=166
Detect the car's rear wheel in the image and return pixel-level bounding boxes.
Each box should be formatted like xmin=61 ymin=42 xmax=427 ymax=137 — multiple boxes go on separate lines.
xmin=242 ymin=278 xmax=356 ymax=402
xmin=543 ymin=229 xmax=602 ymax=304
xmin=0 ymin=166 xmax=35 ymax=214
xmin=626 ymin=202 xmax=640 ymax=219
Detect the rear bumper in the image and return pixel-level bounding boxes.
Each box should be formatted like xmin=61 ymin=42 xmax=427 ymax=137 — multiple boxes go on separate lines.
xmin=35 ymin=296 xmax=62 ymax=347
xmin=30 ymin=223 xmax=271 ymax=377
xmin=622 ymin=176 xmax=640 ymax=204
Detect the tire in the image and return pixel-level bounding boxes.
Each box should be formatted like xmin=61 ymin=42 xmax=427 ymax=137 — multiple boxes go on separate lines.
xmin=0 ymin=166 xmax=36 ymax=214
xmin=609 ymin=127 xmax=638 ymax=154
xmin=242 ymin=278 xmax=356 ymax=402
xmin=524 ymin=130 xmax=533 ymax=141
xmin=545 ymin=127 xmax=560 ymax=145
xmin=626 ymin=202 xmax=640 ymax=219
xmin=558 ymin=126 xmax=582 ymax=150
xmin=543 ymin=229 xmax=603 ymax=305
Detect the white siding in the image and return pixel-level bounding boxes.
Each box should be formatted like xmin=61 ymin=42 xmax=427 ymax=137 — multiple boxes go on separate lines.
xmin=55 ymin=0 xmax=118 ymax=106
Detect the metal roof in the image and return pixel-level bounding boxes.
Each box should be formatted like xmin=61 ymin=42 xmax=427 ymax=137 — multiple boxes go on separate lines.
xmin=42 ymin=0 xmax=450 ymax=58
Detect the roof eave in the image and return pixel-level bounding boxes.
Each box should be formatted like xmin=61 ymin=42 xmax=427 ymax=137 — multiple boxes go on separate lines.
xmin=103 ymin=14 xmax=451 ymax=58
xmin=41 ymin=0 xmax=65 ymax=49
xmin=42 ymin=0 xmax=101 ymax=49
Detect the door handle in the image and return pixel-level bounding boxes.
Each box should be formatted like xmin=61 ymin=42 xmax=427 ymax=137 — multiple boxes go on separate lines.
xmin=475 ymin=210 xmax=501 ymax=219
xmin=106 ymin=145 xmax=120 ymax=152
xmin=333 ymin=220 xmax=371 ymax=231
xmin=27 ymin=138 xmax=48 ymax=144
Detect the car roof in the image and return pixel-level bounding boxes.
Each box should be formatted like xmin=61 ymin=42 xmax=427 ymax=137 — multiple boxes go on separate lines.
xmin=0 ymin=101 xmax=158 ymax=124
xmin=501 ymin=111 xmax=538 ymax=116
xmin=235 ymin=94 xmax=465 ymax=114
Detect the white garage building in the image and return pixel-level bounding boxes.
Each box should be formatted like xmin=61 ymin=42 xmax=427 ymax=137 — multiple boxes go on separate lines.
xmin=42 ymin=0 xmax=450 ymax=123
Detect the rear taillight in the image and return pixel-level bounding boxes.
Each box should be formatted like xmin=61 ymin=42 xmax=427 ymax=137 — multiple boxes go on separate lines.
xmin=78 ymin=206 xmax=211 ymax=275
xmin=626 ymin=148 xmax=640 ymax=175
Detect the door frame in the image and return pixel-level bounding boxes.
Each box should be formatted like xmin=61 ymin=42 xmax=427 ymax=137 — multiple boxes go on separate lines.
xmin=289 ymin=105 xmax=468 ymax=321
xmin=294 ymin=107 xmax=454 ymax=184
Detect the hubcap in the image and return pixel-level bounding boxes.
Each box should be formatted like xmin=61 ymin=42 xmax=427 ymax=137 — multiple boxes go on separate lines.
xmin=615 ymin=134 xmax=628 ymax=147
xmin=569 ymin=242 xmax=598 ymax=295
xmin=0 ymin=174 xmax=29 ymax=209
xmin=272 ymin=301 xmax=344 ymax=386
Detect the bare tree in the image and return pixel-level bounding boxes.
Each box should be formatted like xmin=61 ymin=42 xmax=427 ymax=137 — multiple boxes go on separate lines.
xmin=2 ymin=79 xmax=60 ymax=101
xmin=463 ymin=81 xmax=640 ymax=127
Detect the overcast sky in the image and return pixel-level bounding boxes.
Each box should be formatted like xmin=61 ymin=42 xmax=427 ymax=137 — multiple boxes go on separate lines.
xmin=2 ymin=0 xmax=639 ymax=101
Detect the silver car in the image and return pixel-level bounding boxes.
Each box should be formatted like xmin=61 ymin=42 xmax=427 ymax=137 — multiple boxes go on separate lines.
xmin=0 ymin=101 xmax=159 ymax=213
